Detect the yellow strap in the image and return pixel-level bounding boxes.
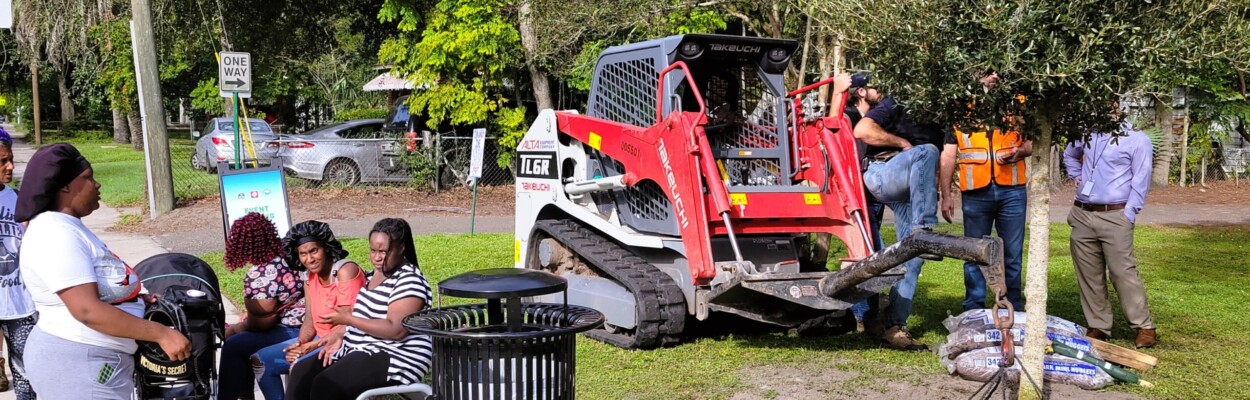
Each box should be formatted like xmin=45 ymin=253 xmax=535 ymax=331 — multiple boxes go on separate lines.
xmin=239 ymin=98 xmax=258 ymax=167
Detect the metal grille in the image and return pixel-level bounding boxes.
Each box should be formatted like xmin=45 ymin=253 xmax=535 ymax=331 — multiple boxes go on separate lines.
xmin=623 ymin=180 xmax=672 ymax=222
xmin=589 ymin=58 xmax=658 ymax=127
xmin=723 ymin=158 xmax=783 ymax=187
xmin=702 ymin=65 xmax=789 ymax=187
xmin=704 ymin=65 xmax=783 ymax=150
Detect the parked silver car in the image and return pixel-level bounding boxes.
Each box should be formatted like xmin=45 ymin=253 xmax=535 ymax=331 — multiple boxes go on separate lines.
xmin=275 ymin=119 xmax=413 ymax=185
xmin=190 ymin=118 xmax=279 ymax=172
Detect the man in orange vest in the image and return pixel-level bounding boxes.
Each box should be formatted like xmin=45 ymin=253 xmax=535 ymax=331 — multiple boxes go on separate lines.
xmin=939 ymin=72 xmax=1030 ymax=311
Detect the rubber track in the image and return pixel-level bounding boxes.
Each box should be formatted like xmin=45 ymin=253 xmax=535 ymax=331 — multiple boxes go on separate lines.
xmin=532 ymin=219 xmax=686 ymax=349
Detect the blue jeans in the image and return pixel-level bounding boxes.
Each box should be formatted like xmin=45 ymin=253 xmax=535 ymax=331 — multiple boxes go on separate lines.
xmin=217 ymin=326 xmax=299 ymax=400
xmin=863 ymin=144 xmax=939 ymax=328
xmin=254 ymin=337 xmax=320 ymax=400
xmin=850 ymin=199 xmax=887 ymax=321
xmin=960 ymin=183 xmax=1026 ymax=310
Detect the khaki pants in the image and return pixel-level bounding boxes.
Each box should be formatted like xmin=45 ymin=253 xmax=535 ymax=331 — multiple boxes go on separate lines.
xmin=1067 ymin=207 xmax=1155 ymax=334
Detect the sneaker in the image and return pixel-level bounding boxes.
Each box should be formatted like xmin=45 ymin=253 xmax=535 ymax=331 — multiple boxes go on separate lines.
xmin=882 ymin=325 xmax=929 ymax=351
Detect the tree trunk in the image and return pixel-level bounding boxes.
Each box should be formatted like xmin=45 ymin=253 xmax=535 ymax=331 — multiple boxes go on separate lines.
xmin=57 ymin=70 xmax=76 ymax=123
xmin=128 ymin=105 xmax=144 ymax=151
xmin=797 ymin=10 xmax=812 ymax=88
xmin=112 ymin=106 xmax=129 ymax=143
xmin=518 ymin=0 xmax=553 ymax=112
xmin=1150 ymin=95 xmax=1173 ymax=187
xmin=30 ymin=62 xmax=42 ymax=146
xmin=818 ymin=33 xmax=835 ymax=116
xmin=1019 ymin=110 xmax=1055 ymax=400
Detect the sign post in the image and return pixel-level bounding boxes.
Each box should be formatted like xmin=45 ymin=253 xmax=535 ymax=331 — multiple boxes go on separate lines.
xmin=469 ymin=128 xmax=487 ymax=235
xmin=218 ymin=51 xmax=252 ymax=169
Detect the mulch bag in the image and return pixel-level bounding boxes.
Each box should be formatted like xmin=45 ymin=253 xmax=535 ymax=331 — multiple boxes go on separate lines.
xmin=938 ymin=309 xmax=1088 ymax=359
xmin=940 ymin=346 xmax=1115 ymax=390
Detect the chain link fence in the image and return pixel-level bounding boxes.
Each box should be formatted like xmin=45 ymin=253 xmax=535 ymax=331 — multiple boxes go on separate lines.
xmin=1188 ymin=144 xmax=1250 ymax=184
xmin=168 ymin=129 xmax=515 ymax=204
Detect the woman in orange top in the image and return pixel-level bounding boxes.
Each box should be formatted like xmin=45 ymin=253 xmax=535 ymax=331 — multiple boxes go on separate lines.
xmin=250 ymin=220 xmax=365 ymax=400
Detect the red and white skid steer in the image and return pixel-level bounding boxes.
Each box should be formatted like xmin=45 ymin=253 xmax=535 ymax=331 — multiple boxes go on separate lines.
xmin=514 ymin=34 xmax=1012 ymax=349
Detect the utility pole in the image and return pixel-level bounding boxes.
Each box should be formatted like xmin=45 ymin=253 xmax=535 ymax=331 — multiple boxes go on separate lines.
xmin=131 ymin=0 xmax=174 ymax=217
xmin=29 ymin=62 xmax=40 ymax=146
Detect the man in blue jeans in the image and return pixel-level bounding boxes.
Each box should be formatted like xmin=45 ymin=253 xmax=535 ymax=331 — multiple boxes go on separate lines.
xmin=855 ymin=95 xmax=944 ymax=351
xmin=939 ymin=72 xmax=1030 ymax=311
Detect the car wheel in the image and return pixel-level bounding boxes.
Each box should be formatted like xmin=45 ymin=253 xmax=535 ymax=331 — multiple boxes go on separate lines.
xmin=324 ymin=159 xmax=360 ymax=186
xmin=190 ymin=151 xmax=202 ymax=170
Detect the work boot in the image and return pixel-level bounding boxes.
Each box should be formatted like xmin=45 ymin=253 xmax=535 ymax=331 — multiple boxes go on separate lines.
xmin=1135 ymin=328 xmax=1157 ymax=349
xmin=1085 ymin=328 xmax=1109 ymax=341
xmin=0 ymin=356 xmax=9 ymax=392
xmin=882 ymin=325 xmax=928 ymax=351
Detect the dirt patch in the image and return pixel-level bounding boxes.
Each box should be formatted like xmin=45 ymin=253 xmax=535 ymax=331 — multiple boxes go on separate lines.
xmin=729 ymin=363 xmax=1143 ymax=400
xmin=114 ymin=184 xmax=515 ymax=236
xmin=1050 ymin=180 xmax=1250 ymax=206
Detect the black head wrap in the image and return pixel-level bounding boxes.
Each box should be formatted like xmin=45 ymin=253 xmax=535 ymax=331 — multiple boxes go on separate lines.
xmin=16 ymin=143 xmax=92 ymax=222
xmin=282 ymin=220 xmax=349 ymax=271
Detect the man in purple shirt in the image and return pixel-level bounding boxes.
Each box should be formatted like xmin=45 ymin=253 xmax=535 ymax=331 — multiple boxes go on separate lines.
xmin=1062 ymin=122 xmax=1157 ymax=348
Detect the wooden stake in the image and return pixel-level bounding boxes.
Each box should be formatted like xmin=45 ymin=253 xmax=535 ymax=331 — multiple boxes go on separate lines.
xmin=1086 ymin=337 xmax=1159 ymax=371
xmin=29 ymin=62 xmax=41 ymax=146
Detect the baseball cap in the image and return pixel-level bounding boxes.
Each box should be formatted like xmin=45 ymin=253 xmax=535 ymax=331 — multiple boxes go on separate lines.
xmin=850 ymin=72 xmax=873 ymax=89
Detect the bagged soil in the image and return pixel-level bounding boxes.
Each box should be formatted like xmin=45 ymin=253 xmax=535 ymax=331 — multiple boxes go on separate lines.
xmin=939 ymin=309 xmax=1089 ymax=359
xmin=941 ymin=346 xmax=1115 ymax=390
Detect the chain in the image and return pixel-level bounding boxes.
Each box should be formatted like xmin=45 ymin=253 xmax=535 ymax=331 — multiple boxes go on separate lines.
xmin=991 ymin=296 xmax=1016 ymax=368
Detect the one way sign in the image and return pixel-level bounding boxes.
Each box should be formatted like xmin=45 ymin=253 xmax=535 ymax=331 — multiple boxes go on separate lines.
xmin=218 ymin=51 xmax=252 ymax=98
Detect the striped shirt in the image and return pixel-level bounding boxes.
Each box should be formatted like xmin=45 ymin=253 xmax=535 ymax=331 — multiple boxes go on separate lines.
xmin=334 ymin=263 xmax=432 ymax=384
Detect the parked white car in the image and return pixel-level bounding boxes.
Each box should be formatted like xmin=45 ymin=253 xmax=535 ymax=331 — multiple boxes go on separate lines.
xmin=190 ymin=118 xmax=279 ymax=172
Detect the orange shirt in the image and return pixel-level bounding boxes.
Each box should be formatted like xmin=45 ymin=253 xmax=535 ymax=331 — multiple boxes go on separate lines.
xmin=305 ymin=260 xmax=366 ymax=337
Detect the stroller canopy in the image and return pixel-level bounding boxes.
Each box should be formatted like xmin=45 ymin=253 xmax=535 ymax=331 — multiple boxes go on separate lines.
xmin=135 ymin=253 xmax=223 ymax=300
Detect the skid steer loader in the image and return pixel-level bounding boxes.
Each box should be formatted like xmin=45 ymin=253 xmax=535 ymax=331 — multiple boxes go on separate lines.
xmin=514 ymin=34 xmax=1010 ymax=348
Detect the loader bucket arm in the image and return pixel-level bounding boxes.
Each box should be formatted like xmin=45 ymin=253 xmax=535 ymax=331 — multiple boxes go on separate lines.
xmin=819 ymin=230 xmax=1009 ymax=305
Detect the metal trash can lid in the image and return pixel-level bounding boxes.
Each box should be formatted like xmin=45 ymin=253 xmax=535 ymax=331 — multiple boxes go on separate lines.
xmin=438 ymin=268 xmax=567 ymax=299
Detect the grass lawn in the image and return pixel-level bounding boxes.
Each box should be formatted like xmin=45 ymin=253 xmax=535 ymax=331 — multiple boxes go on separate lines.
xmin=57 ymin=135 xmax=302 ymax=207
xmin=196 ymin=226 xmax=1250 ymax=399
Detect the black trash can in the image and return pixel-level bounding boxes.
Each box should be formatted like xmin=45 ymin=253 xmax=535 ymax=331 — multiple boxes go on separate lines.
xmin=404 ymin=268 xmax=604 ymax=400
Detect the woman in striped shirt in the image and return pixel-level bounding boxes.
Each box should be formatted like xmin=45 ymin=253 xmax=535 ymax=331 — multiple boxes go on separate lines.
xmin=285 ymin=218 xmax=432 ymax=400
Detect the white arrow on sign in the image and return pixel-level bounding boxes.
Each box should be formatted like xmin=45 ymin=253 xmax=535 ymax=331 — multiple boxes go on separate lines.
xmin=218 ymin=51 xmax=252 ymax=98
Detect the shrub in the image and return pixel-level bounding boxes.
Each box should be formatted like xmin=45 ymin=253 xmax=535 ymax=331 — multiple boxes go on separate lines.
xmin=335 ymin=107 xmax=388 ymax=122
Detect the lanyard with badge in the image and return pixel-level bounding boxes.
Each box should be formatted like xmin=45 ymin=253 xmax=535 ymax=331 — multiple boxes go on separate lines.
xmin=1080 ymin=134 xmax=1113 ymax=197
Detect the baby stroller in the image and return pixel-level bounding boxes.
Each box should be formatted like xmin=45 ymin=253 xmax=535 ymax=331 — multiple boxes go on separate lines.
xmin=133 ymin=253 xmax=227 ymax=400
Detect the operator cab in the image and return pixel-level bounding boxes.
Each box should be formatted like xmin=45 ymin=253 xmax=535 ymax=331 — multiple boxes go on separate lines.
xmin=670 ymin=35 xmax=800 ymax=189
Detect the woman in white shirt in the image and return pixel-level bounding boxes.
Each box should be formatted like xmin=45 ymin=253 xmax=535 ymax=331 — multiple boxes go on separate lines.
xmin=16 ymin=143 xmax=190 ymax=399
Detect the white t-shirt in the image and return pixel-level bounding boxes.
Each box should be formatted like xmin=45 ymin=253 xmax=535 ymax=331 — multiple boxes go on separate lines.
xmin=19 ymin=211 xmax=145 ymax=353
xmin=0 ymin=185 xmax=35 ymax=319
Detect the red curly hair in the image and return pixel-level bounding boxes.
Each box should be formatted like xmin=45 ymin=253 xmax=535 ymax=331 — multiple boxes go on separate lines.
xmin=224 ymin=212 xmax=283 ymax=271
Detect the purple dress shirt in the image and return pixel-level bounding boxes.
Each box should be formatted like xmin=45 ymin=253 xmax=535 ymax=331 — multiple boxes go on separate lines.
xmin=1062 ymin=124 xmax=1153 ymax=223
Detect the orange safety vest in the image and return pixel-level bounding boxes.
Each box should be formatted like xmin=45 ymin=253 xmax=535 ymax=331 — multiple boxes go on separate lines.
xmin=953 ymin=128 xmax=1027 ymax=191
